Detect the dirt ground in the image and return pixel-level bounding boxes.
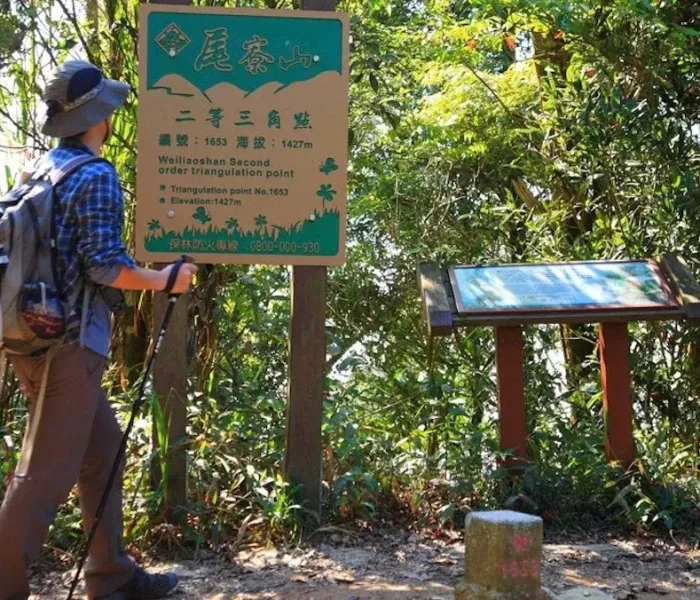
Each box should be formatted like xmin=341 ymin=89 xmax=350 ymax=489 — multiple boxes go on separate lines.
xmin=32 ymin=530 xmax=700 ymax=600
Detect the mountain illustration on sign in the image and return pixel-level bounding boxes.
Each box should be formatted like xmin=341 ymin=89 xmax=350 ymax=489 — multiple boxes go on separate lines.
xmin=320 ymin=157 xmax=338 ymax=175
xmin=193 ymin=207 xmax=212 ymax=224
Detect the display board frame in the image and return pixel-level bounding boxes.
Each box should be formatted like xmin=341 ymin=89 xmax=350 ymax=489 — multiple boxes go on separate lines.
xmin=448 ymin=260 xmax=679 ymax=317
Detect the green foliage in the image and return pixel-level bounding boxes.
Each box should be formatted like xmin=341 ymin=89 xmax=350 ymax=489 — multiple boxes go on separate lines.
xmin=1 ymin=0 xmax=699 ymax=557
xmin=612 ymin=423 xmax=700 ymax=532
xmin=0 ymin=12 xmax=24 ymax=66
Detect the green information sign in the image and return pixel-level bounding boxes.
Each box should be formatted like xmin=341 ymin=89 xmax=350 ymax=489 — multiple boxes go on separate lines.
xmin=449 ymin=261 xmax=678 ymax=314
xmin=136 ymin=5 xmax=349 ymax=265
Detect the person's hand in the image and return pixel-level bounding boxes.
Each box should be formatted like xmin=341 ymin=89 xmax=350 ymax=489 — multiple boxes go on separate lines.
xmin=159 ymin=261 xmax=197 ymax=294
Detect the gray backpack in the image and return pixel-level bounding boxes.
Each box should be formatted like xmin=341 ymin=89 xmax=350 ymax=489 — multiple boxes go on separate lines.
xmin=0 ymin=155 xmax=106 ymax=355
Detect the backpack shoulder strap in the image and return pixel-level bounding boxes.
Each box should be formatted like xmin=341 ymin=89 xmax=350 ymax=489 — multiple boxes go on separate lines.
xmin=15 ymin=156 xmax=43 ymax=188
xmin=44 ymin=156 xmax=112 ymax=188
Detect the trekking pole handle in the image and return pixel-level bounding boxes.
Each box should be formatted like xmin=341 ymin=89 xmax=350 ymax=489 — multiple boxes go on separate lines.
xmin=163 ymin=254 xmax=194 ymax=299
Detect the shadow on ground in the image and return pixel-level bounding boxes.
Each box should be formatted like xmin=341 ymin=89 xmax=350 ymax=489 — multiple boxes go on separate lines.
xmin=31 ymin=532 xmax=700 ymax=600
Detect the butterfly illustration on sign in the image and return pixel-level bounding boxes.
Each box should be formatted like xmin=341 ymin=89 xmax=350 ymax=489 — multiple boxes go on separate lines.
xmin=320 ymin=157 xmax=338 ymax=175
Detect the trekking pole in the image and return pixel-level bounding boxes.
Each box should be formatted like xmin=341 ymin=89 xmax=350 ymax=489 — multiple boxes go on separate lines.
xmin=67 ymin=256 xmax=191 ymax=600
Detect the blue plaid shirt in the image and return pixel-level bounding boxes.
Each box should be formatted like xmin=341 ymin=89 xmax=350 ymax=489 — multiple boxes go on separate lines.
xmin=39 ymin=139 xmax=135 ymax=290
xmin=33 ymin=139 xmax=135 ymax=356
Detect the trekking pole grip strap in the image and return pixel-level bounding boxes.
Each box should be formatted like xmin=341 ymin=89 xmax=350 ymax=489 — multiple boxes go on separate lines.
xmin=163 ymin=255 xmax=190 ymax=296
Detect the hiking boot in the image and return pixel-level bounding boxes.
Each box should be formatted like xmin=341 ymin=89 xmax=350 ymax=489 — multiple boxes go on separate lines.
xmin=95 ymin=568 xmax=179 ymax=599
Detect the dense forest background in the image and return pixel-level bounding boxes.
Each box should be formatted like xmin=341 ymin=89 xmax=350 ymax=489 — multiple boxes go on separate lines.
xmin=0 ymin=0 xmax=699 ymax=555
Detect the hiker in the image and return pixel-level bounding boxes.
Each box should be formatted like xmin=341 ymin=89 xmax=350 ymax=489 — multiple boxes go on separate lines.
xmin=0 ymin=60 xmax=197 ymax=599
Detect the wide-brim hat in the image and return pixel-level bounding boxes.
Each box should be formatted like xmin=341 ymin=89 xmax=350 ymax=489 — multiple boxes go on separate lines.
xmin=41 ymin=60 xmax=130 ymax=138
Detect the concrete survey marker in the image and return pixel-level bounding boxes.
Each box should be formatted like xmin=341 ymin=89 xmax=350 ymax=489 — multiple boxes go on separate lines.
xmin=455 ymin=510 xmax=554 ymax=600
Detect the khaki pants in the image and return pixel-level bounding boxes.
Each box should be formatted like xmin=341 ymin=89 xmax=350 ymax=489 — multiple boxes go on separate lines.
xmin=0 ymin=344 xmax=134 ymax=599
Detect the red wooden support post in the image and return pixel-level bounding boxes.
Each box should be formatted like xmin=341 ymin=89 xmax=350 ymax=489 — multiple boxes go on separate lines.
xmin=599 ymin=322 xmax=635 ymax=467
xmin=147 ymin=0 xmax=192 ymax=522
xmin=495 ymin=326 xmax=528 ymax=463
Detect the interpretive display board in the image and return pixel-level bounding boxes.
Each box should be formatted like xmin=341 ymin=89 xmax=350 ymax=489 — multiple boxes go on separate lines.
xmin=136 ymin=5 xmax=349 ymax=265
xmin=420 ymin=256 xmax=700 ymax=469
xmin=448 ymin=261 xmax=677 ymax=315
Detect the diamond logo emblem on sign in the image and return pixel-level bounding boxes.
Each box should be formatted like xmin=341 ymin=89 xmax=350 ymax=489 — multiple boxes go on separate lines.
xmin=155 ymin=23 xmax=190 ymax=58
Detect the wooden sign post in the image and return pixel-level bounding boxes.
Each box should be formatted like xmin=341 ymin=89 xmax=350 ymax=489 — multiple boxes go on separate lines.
xmin=146 ymin=0 xmax=192 ymax=524
xmin=283 ymin=0 xmax=340 ymax=521
xmin=419 ymin=258 xmax=700 ymax=470
xmin=137 ymin=2 xmax=349 ymax=516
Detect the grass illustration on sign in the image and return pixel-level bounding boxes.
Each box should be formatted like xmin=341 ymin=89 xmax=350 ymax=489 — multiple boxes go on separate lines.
xmin=144 ymin=209 xmax=340 ymax=256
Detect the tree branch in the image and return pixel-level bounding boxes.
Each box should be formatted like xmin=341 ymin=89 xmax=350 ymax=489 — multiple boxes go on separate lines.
xmin=0 ymin=106 xmax=48 ymax=152
xmin=301 ymin=0 xmax=337 ymax=10
xmin=464 ymin=62 xmax=526 ymax=127
xmin=54 ymin=0 xmax=98 ymax=65
xmin=511 ymin=177 xmax=542 ymax=211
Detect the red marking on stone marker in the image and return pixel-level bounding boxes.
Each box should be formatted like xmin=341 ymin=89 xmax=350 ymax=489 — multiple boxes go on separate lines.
xmin=529 ymin=558 xmax=540 ymax=577
xmin=502 ymin=558 xmax=539 ymax=579
xmin=510 ymin=560 xmax=520 ymax=577
xmin=513 ymin=534 xmax=530 ymax=552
